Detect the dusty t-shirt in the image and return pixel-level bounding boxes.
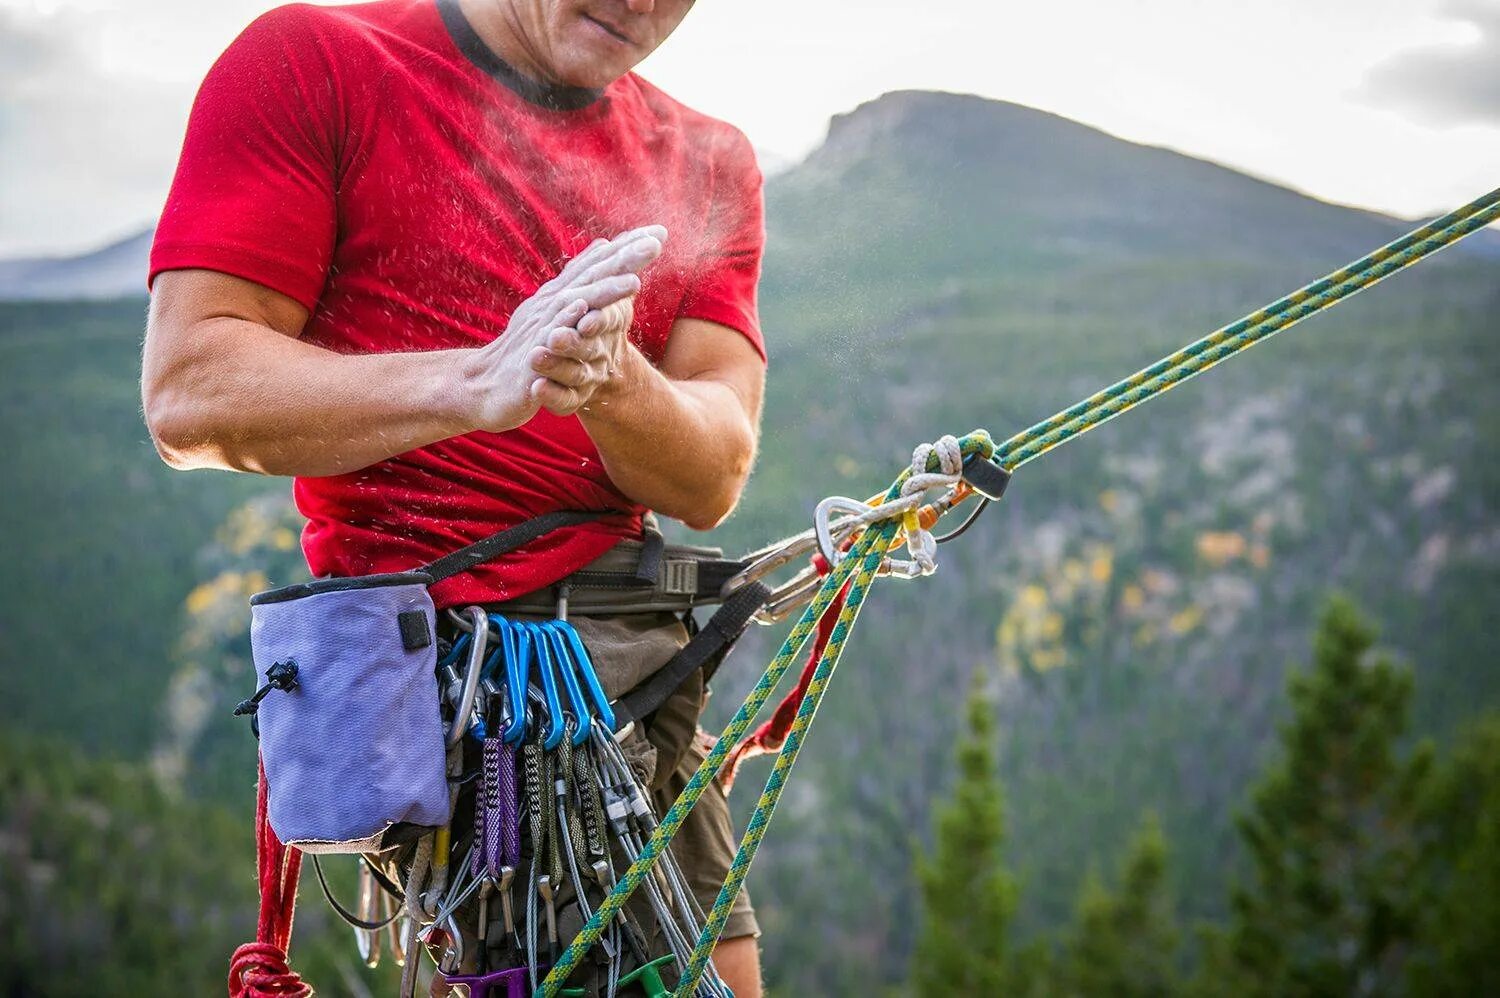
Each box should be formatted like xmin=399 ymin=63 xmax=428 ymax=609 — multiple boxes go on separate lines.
xmin=151 ymin=0 xmax=765 ymax=605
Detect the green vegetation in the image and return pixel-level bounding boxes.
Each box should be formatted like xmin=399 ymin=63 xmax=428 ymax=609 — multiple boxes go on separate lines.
xmin=1207 ymin=596 xmax=1426 ymax=995
xmin=909 ymin=598 xmax=1500 ymax=996
xmin=0 ymin=731 xmax=372 ymax=996
xmin=911 ymin=684 xmax=1015 ymax=996
xmin=1 ymin=92 xmax=1496 ymax=992
xmin=1057 ymin=813 xmax=1180 ymax=997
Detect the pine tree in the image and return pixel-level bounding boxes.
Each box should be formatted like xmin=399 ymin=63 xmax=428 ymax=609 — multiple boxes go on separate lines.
xmin=1406 ymin=713 xmax=1500 ymax=996
xmin=911 ymin=683 xmax=1016 ymax=996
xmin=1212 ymin=595 xmax=1426 ymax=996
xmin=1060 ymin=811 xmax=1180 ymax=996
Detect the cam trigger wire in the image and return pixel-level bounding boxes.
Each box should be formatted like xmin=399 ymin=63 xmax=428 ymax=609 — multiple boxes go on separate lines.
xmin=934 ymin=496 xmax=990 ymax=545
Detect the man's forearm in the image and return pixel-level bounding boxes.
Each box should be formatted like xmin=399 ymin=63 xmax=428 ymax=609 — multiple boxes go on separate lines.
xmin=144 ymin=315 xmax=478 ymax=476
xmin=577 ymin=343 xmax=758 ymax=530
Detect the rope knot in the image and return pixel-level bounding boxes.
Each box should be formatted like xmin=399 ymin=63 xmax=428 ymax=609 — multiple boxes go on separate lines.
xmin=229 ymin=942 xmax=312 ymax=998
xmin=899 ymin=434 xmax=964 ymax=575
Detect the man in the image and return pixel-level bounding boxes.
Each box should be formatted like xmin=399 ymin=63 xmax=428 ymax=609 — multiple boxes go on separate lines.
xmin=141 ymin=0 xmax=766 ymax=993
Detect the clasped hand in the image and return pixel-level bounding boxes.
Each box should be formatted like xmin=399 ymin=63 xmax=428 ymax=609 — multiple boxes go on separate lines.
xmin=464 ymin=224 xmax=666 ymax=430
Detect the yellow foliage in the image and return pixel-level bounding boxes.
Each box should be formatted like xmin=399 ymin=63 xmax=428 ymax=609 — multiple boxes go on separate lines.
xmin=1249 ymin=543 xmax=1270 ymax=569
xmin=1121 ymin=584 xmax=1145 ymax=612
xmin=272 ymin=528 xmax=297 ymax=551
xmin=1020 ymin=584 xmax=1048 ymax=609
xmin=1062 ymin=558 xmax=1085 ymax=586
xmin=1169 ymin=605 xmax=1203 ymax=635
xmin=1141 ymin=568 xmax=1177 ymax=596
xmin=1030 ymin=647 xmax=1067 ymax=672
xmin=1196 ymin=530 xmax=1247 ymax=566
xmin=1089 ymin=549 xmax=1113 ymax=585
xmin=1098 ymin=488 xmax=1118 ymax=513
xmin=184 ymin=570 xmax=268 ymax=618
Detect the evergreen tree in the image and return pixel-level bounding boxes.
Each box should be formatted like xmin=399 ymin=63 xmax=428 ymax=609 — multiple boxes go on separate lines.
xmin=1060 ymin=811 xmax=1180 ymax=996
xmin=1211 ymin=595 xmax=1426 ymax=996
xmin=1406 ymin=713 xmax=1500 ymax=996
xmin=911 ymin=683 xmax=1016 ymax=996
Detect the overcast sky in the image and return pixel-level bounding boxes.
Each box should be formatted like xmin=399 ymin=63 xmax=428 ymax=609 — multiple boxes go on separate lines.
xmin=1 ymin=0 xmax=1497 ymax=256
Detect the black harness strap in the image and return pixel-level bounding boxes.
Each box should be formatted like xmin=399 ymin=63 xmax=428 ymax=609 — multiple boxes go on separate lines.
xmin=311 ymin=856 xmax=402 ymax=932
xmin=610 ymin=580 xmax=772 ymax=731
xmin=419 ymin=509 xmax=623 ymax=584
xmin=634 ymin=521 xmax=666 ymax=585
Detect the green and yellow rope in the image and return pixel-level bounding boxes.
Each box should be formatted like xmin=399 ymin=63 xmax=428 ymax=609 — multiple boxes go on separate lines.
xmin=537 ymin=186 xmax=1499 ymax=997
xmin=994 ymin=187 xmax=1500 ymax=471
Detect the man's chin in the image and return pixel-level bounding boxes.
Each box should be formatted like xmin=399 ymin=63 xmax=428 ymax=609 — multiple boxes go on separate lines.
xmin=554 ymin=57 xmax=634 ymax=91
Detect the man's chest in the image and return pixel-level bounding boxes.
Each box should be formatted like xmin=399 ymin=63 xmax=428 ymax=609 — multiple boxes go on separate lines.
xmin=307 ymin=94 xmax=714 ymax=363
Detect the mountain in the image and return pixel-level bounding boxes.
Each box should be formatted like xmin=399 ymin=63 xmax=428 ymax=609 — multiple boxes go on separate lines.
xmin=0 ymin=228 xmax=152 ymax=300
xmin=0 ymin=93 xmax=1493 ymax=302
xmin=2 ymin=91 xmax=1497 ymax=994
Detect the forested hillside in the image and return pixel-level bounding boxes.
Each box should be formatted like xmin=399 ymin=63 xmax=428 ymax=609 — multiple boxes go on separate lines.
xmin=1 ymin=91 xmax=1496 ymax=994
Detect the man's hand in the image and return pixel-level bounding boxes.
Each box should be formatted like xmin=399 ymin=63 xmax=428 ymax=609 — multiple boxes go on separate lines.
xmin=463 ymin=224 xmax=666 ymax=431
xmin=528 ymin=295 xmax=636 ymax=417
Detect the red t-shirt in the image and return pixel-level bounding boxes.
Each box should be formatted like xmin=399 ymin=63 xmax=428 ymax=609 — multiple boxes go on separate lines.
xmin=151 ymin=0 xmax=765 ymax=606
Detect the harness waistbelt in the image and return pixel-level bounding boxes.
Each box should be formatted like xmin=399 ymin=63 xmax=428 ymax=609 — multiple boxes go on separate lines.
xmin=483 ymin=536 xmax=746 ymax=616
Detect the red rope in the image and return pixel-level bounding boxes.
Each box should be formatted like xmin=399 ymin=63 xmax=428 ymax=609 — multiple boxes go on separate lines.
xmin=723 ymin=581 xmax=850 ymax=790
xmin=228 ymin=758 xmax=312 ymax=998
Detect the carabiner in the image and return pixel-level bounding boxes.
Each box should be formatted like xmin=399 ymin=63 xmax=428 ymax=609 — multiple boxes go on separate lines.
xmin=537 ymin=621 xmax=592 ymax=746
xmin=555 ymin=624 xmax=612 ymax=732
xmin=445 ymin=606 xmax=489 ymax=749
xmin=488 ymin=615 xmax=530 ymax=745
xmin=522 ymin=621 xmax=567 ymax=750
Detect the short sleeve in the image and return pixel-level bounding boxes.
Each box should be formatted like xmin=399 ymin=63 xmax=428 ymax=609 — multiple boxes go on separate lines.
xmin=678 ymin=126 xmax=766 ymax=362
xmin=149 ymin=5 xmax=341 ymax=311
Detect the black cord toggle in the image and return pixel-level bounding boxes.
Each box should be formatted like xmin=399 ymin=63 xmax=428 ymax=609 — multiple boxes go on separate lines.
xmin=233 ymin=659 xmax=301 ymax=717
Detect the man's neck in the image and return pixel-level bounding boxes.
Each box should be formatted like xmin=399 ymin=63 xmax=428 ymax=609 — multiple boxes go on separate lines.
xmin=444 ymin=0 xmax=603 ymax=111
xmin=457 ymin=0 xmax=558 ymax=87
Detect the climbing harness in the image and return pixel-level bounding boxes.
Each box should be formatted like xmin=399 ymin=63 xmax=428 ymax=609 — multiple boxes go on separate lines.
xmin=228 ymin=185 xmax=1498 ymax=998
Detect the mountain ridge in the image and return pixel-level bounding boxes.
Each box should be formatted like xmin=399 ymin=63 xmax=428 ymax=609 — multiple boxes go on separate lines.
xmin=2 ymin=90 xmax=1494 ymax=301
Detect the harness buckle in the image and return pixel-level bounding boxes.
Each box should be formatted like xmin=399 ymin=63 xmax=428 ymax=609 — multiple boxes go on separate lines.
xmin=660 ymin=559 xmax=699 ymax=595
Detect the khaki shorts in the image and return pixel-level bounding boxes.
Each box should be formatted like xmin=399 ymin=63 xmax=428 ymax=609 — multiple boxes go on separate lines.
xmin=456 ymin=609 xmax=759 ymax=945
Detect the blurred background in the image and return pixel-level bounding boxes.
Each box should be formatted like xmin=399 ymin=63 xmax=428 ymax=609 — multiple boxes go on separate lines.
xmin=2 ymin=1 xmax=1497 ymax=995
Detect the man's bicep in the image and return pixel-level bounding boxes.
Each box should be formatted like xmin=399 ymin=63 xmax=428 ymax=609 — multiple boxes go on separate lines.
xmin=660 ymin=317 xmax=766 ymax=426
xmin=149 ymin=269 xmax=310 ymax=342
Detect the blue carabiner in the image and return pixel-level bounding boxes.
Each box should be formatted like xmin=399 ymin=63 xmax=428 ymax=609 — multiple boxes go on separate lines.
xmin=522 ymin=621 xmax=566 ymax=750
xmin=488 ymin=615 xmax=530 ymax=745
xmin=538 ymin=621 xmax=593 ymax=746
xmin=553 ymin=620 xmax=615 ymax=733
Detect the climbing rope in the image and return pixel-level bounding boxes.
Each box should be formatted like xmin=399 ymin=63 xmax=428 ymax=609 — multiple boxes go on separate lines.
xmin=539 ymin=185 xmax=1500 ymax=996
xmin=995 ymin=187 xmax=1500 ymax=471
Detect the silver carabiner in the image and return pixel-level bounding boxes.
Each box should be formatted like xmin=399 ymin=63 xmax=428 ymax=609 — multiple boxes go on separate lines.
xmin=445 ymin=605 xmax=489 ymax=748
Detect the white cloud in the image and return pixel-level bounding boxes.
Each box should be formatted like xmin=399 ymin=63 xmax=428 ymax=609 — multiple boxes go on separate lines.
xmin=0 ymin=0 xmax=1497 ymax=256
xmin=1360 ymin=0 xmax=1500 ymax=127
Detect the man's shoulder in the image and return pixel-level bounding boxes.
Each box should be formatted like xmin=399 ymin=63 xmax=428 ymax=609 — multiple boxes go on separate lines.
xmin=617 ymin=74 xmax=757 ymax=167
xmin=231 ymin=1 xmax=431 ymax=68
